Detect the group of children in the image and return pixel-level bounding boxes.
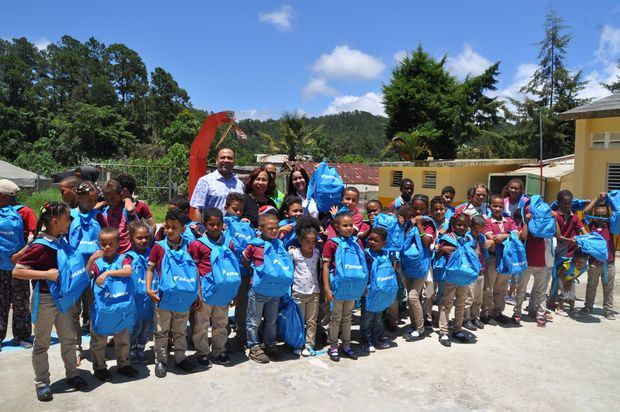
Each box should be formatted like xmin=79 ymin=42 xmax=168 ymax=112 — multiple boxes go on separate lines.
xmin=0 ymin=171 xmax=617 ymax=402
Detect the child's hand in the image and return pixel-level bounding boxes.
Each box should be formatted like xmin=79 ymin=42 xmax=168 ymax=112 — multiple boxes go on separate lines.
xmin=484 ymin=239 xmax=494 ymax=249
xmin=46 ymin=269 xmax=59 ymax=282
xmin=412 ymin=215 xmax=424 ymax=225
xmin=10 ymin=250 xmax=24 ymax=265
xmin=241 ymin=217 xmax=251 ymax=223
xmin=92 ymin=250 xmax=105 ymax=260
xmin=329 ymin=205 xmax=339 ymax=217
xmin=525 ymin=213 xmax=533 ymax=222
xmin=324 ymin=288 xmax=335 ymax=302
xmin=147 ymin=289 xmax=160 ymax=303
xmin=278 ymin=225 xmax=293 ymax=239
xmin=94 ymin=201 xmax=106 ymax=210
xmin=95 ymin=272 xmax=108 ymax=287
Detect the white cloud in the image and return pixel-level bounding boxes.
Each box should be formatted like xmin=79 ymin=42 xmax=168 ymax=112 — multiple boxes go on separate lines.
xmin=490 ymin=63 xmax=538 ymax=103
xmin=258 ymin=5 xmax=294 ymax=31
xmin=302 ymin=78 xmax=337 ymax=100
xmin=34 ymin=36 xmax=50 ymax=51
xmin=393 ymin=50 xmax=407 ymax=64
xmin=235 ymin=109 xmax=277 ymax=121
xmin=446 ymin=44 xmax=493 ymax=78
xmin=323 ymin=92 xmax=386 ymax=117
xmin=312 ymin=45 xmax=385 ymax=80
xmin=595 ymin=25 xmax=620 ymax=64
xmin=579 ymin=62 xmax=620 ymax=100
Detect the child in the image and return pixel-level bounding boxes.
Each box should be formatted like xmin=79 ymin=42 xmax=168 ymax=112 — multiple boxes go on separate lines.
xmin=358 ymin=199 xmax=382 ymax=240
xmin=436 ymin=213 xmax=476 ymax=346
xmin=126 ymin=221 xmax=153 ymax=363
xmin=12 ymin=202 xmax=88 ymax=401
xmin=412 ymin=195 xmax=436 ymax=329
xmin=325 ymin=187 xmax=364 ymax=239
xmin=115 ymin=173 xmax=157 ymax=235
xmin=322 ymin=212 xmax=368 ymax=361
xmin=59 ymin=176 xmax=82 ymax=209
xmin=0 ymin=179 xmax=33 ymax=351
xmin=278 ymin=195 xmax=305 ymax=249
xmin=391 ymin=178 xmax=414 ymax=209
xmin=288 ymin=215 xmax=322 ymax=356
xmin=146 ymin=209 xmax=199 ymax=378
xmin=441 ymin=186 xmax=456 ymax=219
xmin=556 ymin=250 xmax=588 ymax=317
xmin=361 ymin=227 xmax=397 ymax=353
xmin=224 ymin=192 xmax=255 ymax=351
xmin=463 ymin=215 xmax=491 ymax=331
xmin=431 ymin=196 xmax=450 ymax=236
xmin=582 ymin=193 xmax=616 ymax=319
xmin=102 ymin=179 xmax=140 ymax=253
xmin=481 ymin=194 xmax=518 ymax=325
xmin=86 ymin=227 xmax=139 ymax=382
xmin=554 ymin=190 xmax=588 ymax=260
xmin=243 ymin=214 xmax=294 ymax=363
xmin=502 ymin=178 xmax=528 ymax=218
xmin=155 ymin=195 xmax=204 ymax=242
xmin=457 ymin=183 xmax=490 ymax=218
xmin=190 ymin=207 xmax=240 ymax=367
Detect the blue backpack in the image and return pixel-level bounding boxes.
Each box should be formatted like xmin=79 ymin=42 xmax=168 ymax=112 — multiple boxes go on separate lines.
xmin=0 ymin=205 xmax=25 ymax=270
xmin=197 ymin=236 xmax=241 ymax=306
xmin=365 ymin=249 xmax=398 ymax=312
xmin=224 ymin=215 xmax=256 ymax=260
xmin=401 ymin=223 xmax=433 ymax=279
xmin=442 ymin=236 xmax=481 ymax=286
xmin=330 ymin=236 xmax=368 ymax=300
xmin=278 ymin=218 xmax=298 ymax=249
xmin=551 ymin=198 xmax=589 ymax=212
xmin=182 ymin=221 xmax=202 ymax=242
xmin=249 ymin=238 xmax=294 ymax=298
xmin=527 ymin=195 xmax=556 ymax=239
xmin=497 ymin=231 xmax=528 ymax=275
xmin=91 ymin=255 xmax=136 ymax=335
xmin=372 ymin=213 xmax=404 ymax=253
xmin=607 ymin=190 xmax=620 ymax=234
xmin=156 ymin=240 xmax=199 ymax=312
xmin=69 ymin=209 xmax=102 ymax=259
xmin=276 ymin=294 xmax=305 ymax=349
xmin=31 ymin=237 xmax=89 ymax=317
xmin=307 ymin=162 xmax=344 ymax=213
xmin=125 ymin=250 xmax=153 ymax=320
xmin=575 ymin=232 xmax=608 ymax=263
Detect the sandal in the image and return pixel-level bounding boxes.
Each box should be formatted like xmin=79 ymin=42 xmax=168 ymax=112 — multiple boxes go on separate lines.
xmin=341 ymin=347 xmax=358 ymax=360
xmin=328 ymin=348 xmax=340 ymax=362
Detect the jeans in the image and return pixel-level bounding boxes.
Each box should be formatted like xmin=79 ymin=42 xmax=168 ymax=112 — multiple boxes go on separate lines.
xmin=246 ymin=288 xmax=280 ymax=349
xmin=131 ymin=318 xmax=152 ymax=350
xmin=360 ymin=308 xmax=383 ymax=344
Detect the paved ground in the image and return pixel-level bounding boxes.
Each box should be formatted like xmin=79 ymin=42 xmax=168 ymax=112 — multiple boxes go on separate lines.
xmin=1 ymin=263 xmax=620 ymax=411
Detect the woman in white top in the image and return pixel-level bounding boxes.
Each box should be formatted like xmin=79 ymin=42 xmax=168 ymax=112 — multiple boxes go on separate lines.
xmin=287 ymin=165 xmax=318 ymax=218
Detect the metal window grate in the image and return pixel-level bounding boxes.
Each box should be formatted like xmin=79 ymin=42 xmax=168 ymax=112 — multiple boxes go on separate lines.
xmin=391 ymin=170 xmax=403 ymax=187
xmin=423 ymin=171 xmax=437 ymax=189
xmin=608 ymin=164 xmax=620 ymax=191
xmin=591 ymin=132 xmax=620 ymax=149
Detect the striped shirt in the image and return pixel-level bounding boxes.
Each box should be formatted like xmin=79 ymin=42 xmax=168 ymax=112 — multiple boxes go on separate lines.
xmin=190 ymin=170 xmax=245 ymax=212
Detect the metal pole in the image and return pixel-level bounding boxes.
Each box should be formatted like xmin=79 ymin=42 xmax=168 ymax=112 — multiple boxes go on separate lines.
xmin=539 ymin=108 xmax=543 ymax=195
xmin=168 ymin=168 xmax=172 ymax=200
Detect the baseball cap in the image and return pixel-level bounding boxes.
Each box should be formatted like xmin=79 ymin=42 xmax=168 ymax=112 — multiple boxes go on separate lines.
xmin=0 ymin=179 xmax=20 ymax=196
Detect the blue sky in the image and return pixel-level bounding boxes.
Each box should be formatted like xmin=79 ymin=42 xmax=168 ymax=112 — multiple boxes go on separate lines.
xmin=3 ymin=1 xmax=620 ymax=120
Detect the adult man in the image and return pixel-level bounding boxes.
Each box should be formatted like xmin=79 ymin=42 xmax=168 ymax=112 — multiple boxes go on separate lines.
xmin=190 ymin=148 xmax=245 ymax=221
xmin=264 ymin=162 xmax=285 ymax=209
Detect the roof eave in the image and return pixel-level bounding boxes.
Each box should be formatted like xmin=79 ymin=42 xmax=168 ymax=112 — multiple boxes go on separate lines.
xmin=559 ymin=108 xmax=620 ymax=121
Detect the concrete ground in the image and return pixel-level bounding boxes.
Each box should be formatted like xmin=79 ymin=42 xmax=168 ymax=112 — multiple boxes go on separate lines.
xmin=1 ymin=263 xmax=619 ymax=411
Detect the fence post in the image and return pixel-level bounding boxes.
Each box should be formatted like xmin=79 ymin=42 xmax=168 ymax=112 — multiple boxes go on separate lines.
xmin=168 ymin=168 xmax=173 ymax=201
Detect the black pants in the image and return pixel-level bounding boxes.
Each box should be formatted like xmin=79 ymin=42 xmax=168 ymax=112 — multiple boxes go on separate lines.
xmin=0 ymin=269 xmax=32 ymax=342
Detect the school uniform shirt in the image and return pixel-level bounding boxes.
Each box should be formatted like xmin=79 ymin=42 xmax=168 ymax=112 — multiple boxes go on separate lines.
xmin=588 ymin=223 xmax=616 ymax=265
xmin=525 ymin=232 xmax=547 ymax=267
xmin=188 ymin=236 xmax=235 ymax=276
xmin=288 ymin=247 xmax=320 ymax=295
xmin=14 ymin=233 xmax=59 ymax=293
xmin=456 ymin=202 xmax=490 ymax=218
xmin=106 ymin=201 xmax=152 ymax=254
xmin=91 ymin=256 xmax=133 ymax=278
xmin=243 ymin=243 xmax=265 ymax=268
xmin=148 ymin=239 xmax=184 ymax=276
xmin=16 ymin=205 xmax=37 ymax=240
xmin=484 ymin=216 xmax=517 ymax=237
xmin=322 ymin=237 xmax=365 ymax=270
xmin=555 ymin=211 xmax=584 ymax=257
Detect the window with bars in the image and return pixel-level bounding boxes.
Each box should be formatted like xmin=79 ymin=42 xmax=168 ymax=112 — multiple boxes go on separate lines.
xmin=591 ymin=132 xmax=620 ymax=149
xmin=608 ymin=164 xmax=620 ymax=191
xmin=423 ymin=171 xmax=437 ymax=189
xmin=391 ymin=170 xmax=403 ymax=187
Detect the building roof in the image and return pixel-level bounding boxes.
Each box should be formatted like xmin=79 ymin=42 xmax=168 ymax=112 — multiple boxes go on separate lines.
xmin=559 ymin=93 xmax=620 ymax=120
xmin=506 ymin=158 xmax=574 ymax=181
xmin=372 ymin=158 xmax=535 ymax=168
xmin=284 ymin=161 xmax=379 ymax=185
xmin=0 ymin=160 xmax=51 ymax=188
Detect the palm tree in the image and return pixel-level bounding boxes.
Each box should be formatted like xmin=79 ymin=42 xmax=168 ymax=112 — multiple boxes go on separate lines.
xmin=385 ymin=130 xmax=433 ymax=161
xmin=259 ymin=111 xmax=323 ymax=161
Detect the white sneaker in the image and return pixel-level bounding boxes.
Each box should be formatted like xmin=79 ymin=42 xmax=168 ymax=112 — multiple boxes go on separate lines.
xmin=301 ymin=348 xmax=312 ymax=357
xmin=556 ymin=309 xmax=569 ymax=317
xmin=20 ymin=340 xmax=33 ymax=349
xmin=363 ymin=343 xmax=376 ymax=353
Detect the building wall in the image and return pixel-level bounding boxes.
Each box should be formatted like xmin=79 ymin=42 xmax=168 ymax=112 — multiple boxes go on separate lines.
xmin=378 ymin=164 xmax=521 ymax=207
xmin=573 ymin=117 xmax=620 ymax=199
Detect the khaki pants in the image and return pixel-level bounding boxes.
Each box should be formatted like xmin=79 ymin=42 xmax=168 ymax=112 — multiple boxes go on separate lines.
xmin=439 ymin=283 xmax=468 ymax=334
xmin=483 ymin=257 xmax=510 ymax=317
xmin=404 ymin=277 xmax=425 ymax=333
xmin=193 ymin=303 xmax=229 ymax=357
xmin=154 ymin=307 xmax=189 ymax=364
xmin=585 ymin=264 xmax=616 ymax=312
xmin=90 ymin=328 xmax=130 ymax=371
xmin=32 ymin=293 xmax=78 ymax=388
xmin=329 ymin=299 xmax=354 ymax=346
xmin=422 ymin=280 xmax=435 ymax=320
xmin=292 ymin=291 xmax=320 ymax=347
xmin=464 ymin=276 xmax=484 ymax=321
xmin=515 ymin=266 xmax=548 ymax=318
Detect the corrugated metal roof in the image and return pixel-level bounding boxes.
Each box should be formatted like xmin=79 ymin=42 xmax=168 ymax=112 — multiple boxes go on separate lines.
xmin=506 ymin=159 xmax=574 ymax=180
xmin=284 ymin=162 xmax=379 ymax=185
xmin=559 ymin=93 xmax=620 ymax=120
xmin=372 ymin=158 xmax=534 ymax=167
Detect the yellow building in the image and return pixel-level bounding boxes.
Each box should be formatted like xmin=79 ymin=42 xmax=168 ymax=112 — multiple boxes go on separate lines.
xmin=560 ymin=93 xmax=620 ymax=199
xmin=376 ymin=159 xmax=532 ymax=207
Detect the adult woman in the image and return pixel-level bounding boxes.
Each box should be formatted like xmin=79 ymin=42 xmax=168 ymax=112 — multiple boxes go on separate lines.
xmin=501 ymin=178 xmax=528 ymax=218
xmin=242 ymin=167 xmax=277 ymax=228
xmin=286 ymin=165 xmax=318 ymax=218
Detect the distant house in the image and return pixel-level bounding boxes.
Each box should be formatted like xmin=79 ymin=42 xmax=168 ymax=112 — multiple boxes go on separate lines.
xmin=255 ymin=154 xmax=312 ymax=168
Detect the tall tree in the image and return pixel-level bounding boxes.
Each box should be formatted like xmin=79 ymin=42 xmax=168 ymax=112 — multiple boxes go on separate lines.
xmin=148 ymin=67 xmax=190 ymax=138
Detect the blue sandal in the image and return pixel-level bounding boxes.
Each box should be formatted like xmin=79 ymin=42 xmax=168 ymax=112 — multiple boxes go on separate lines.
xmin=328 ymin=348 xmax=340 ymax=362
xmin=342 ymin=347 xmax=358 ymax=360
